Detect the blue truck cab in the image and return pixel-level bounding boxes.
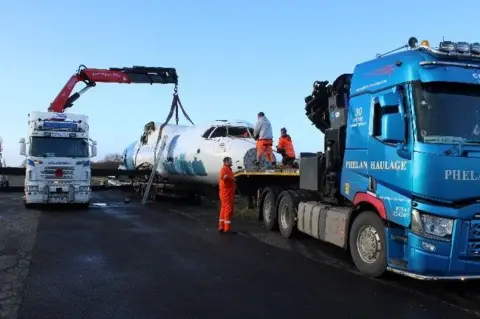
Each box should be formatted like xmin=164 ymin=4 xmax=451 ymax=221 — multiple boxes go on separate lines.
xmin=302 ymin=37 xmax=480 ymax=279
xmin=234 ymin=37 xmax=480 ymax=280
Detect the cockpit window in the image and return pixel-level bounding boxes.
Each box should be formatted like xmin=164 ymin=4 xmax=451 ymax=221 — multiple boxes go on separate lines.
xmin=203 ymin=125 xmax=254 ymax=139
xmin=202 ymin=127 xmax=216 ymax=138
xmin=228 ymin=126 xmax=253 ymax=137
xmin=210 ymin=126 xmax=227 ymax=138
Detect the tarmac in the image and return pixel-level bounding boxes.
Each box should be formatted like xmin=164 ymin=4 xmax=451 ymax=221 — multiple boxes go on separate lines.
xmin=1 ymin=190 xmax=480 ymax=318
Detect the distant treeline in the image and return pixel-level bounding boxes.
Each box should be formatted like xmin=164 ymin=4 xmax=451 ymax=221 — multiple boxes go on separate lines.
xmin=91 ymin=153 xmax=123 ymax=169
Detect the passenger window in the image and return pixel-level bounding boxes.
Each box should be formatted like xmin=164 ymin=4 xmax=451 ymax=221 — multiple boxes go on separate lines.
xmin=202 ymin=127 xmax=215 ymax=138
xmin=210 ymin=126 xmax=227 ymax=138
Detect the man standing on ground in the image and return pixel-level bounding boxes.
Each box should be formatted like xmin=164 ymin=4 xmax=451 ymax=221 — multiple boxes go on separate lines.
xmin=276 ymin=127 xmax=296 ymax=166
xmin=253 ymin=112 xmax=276 ymax=167
xmin=218 ymin=156 xmax=235 ymax=233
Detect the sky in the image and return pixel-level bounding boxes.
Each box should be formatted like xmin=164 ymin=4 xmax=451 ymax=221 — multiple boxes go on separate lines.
xmin=0 ymin=0 xmax=478 ymax=166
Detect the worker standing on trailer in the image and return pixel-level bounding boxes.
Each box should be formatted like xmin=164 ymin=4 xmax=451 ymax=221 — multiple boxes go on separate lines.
xmin=276 ymin=127 xmax=296 ymax=166
xmin=218 ymin=156 xmax=235 ymax=233
xmin=253 ymin=112 xmax=276 ymax=167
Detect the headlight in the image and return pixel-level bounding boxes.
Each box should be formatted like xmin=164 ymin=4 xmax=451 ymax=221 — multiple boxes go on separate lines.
xmin=79 ymin=186 xmax=89 ymax=192
xmin=26 ymin=186 xmax=38 ymax=192
xmin=411 ymin=209 xmax=453 ymax=240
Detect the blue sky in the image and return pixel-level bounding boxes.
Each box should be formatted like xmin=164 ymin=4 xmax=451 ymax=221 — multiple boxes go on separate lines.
xmin=0 ymin=0 xmax=477 ymax=165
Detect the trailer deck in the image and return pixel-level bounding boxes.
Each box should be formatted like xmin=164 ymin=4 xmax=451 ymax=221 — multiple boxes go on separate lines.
xmin=234 ymin=167 xmax=300 ymax=177
xmin=234 ymin=167 xmax=300 ymax=203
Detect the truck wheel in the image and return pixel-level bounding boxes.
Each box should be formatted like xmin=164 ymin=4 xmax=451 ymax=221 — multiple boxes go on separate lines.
xmin=262 ymin=189 xmax=278 ymax=231
xmin=277 ymin=191 xmax=296 ymax=239
xmin=24 ymin=201 xmax=33 ymax=209
xmin=349 ymin=211 xmax=387 ymax=278
xmin=5 ymin=181 xmax=9 ymax=188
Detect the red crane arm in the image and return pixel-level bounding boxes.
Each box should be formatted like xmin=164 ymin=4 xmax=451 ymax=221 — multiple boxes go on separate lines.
xmin=48 ymin=65 xmax=178 ymax=113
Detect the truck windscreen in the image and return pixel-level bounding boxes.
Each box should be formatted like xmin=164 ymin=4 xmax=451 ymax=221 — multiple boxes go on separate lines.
xmin=413 ymin=81 xmax=480 ymax=144
xmin=29 ymin=137 xmax=89 ymax=158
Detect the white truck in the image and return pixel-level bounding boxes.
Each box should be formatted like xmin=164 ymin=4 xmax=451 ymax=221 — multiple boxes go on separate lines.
xmin=20 ymin=111 xmax=97 ymax=208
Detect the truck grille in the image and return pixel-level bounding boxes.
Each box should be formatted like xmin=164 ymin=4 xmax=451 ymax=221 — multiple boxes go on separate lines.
xmin=467 ymin=220 xmax=480 ymax=257
xmin=41 ymin=166 xmax=75 ymax=180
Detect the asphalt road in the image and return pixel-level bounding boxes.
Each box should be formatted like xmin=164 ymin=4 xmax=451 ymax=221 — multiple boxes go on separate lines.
xmin=3 ymin=191 xmax=474 ymax=319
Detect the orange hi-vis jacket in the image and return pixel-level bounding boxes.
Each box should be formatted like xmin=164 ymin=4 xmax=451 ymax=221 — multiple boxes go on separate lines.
xmin=219 ymin=164 xmax=235 ymax=196
xmin=277 ymin=134 xmax=295 ymax=158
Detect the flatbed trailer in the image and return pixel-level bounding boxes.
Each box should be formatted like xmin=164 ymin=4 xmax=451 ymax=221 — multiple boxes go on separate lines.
xmin=234 ymin=160 xmax=353 ymax=238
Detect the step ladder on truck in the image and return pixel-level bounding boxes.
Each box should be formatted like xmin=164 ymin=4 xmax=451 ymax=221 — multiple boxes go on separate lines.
xmin=234 ymin=37 xmax=480 ymax=280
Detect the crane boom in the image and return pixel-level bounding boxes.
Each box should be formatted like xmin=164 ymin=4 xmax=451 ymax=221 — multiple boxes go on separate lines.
xmin=48 ymin=65 xmax=179 ymax=113
xmin=304 ymin=74 xmax=352 ymax=134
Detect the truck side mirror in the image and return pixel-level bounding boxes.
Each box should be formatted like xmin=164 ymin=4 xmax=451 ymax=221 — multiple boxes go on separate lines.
xmin=374 ymin=91 xmax=405 ymax=144
xmin=381 ymin=113 xmax=405 ymax=143
xmin=377 ymin=92 xmax=401 ymax=107
xmin=19 ymin=138 xmax=26 ymax=156
xmin=91 ymin=141 xmax=97 ymax=158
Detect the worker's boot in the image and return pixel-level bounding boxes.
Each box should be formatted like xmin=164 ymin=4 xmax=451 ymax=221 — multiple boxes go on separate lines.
xmin=224 ymin=221 xmax=232 ymax=233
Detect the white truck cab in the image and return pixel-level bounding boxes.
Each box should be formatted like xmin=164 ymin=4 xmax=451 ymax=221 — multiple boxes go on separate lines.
xmin=20 ymin=111 xmax=97 ymax=208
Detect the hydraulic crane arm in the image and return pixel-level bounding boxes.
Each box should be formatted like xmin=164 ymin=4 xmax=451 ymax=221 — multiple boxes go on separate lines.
xmin=304 ymin=74 xmax=352 ymax=134
xmin=48 ymin=65 xmax=179 ymax=112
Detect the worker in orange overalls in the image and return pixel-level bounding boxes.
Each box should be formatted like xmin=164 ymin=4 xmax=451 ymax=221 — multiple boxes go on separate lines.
xmin=253 ymin=112 xmax=276 ymax=167
xmin=218 ymin=156 xmax=236 ymax=233
xmin=276 ymin=127 xmax=296 ymax=166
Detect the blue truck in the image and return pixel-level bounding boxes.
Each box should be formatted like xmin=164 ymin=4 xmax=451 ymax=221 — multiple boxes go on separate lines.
xmin=234 ymin=37 xmax=480 ymax=280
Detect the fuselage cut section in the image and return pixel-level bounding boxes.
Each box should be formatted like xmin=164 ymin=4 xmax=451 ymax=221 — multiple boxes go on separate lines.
xmin=121 ymin=120 xmax=259 ymax=185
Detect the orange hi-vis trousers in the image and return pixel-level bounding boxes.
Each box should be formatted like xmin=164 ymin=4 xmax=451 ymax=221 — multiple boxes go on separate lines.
xmin=256 ymin=138 xmax=275 ymax=163
xmin=219 ymin=191 xmax=235 ymax=232
xmin=218 ymin=164 xmax=235 ymax=232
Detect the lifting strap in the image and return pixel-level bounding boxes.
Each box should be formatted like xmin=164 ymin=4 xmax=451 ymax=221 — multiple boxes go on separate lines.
xmin=141 ymin=84 xmax=194 ymax=205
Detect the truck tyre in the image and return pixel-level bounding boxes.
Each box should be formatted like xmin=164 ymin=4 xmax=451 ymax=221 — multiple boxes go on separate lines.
xmin=262 ymin=189 xmax=278 ymax=231
xmin=5 ymin=180 xmax=9 ymax=188
xmin=24 ymin=201 xmax=33 ymax=209
xmin=277 ymin=191 xmax=296 ymax=239
xmin=349 ymin=211 xmax=387 ymax=278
